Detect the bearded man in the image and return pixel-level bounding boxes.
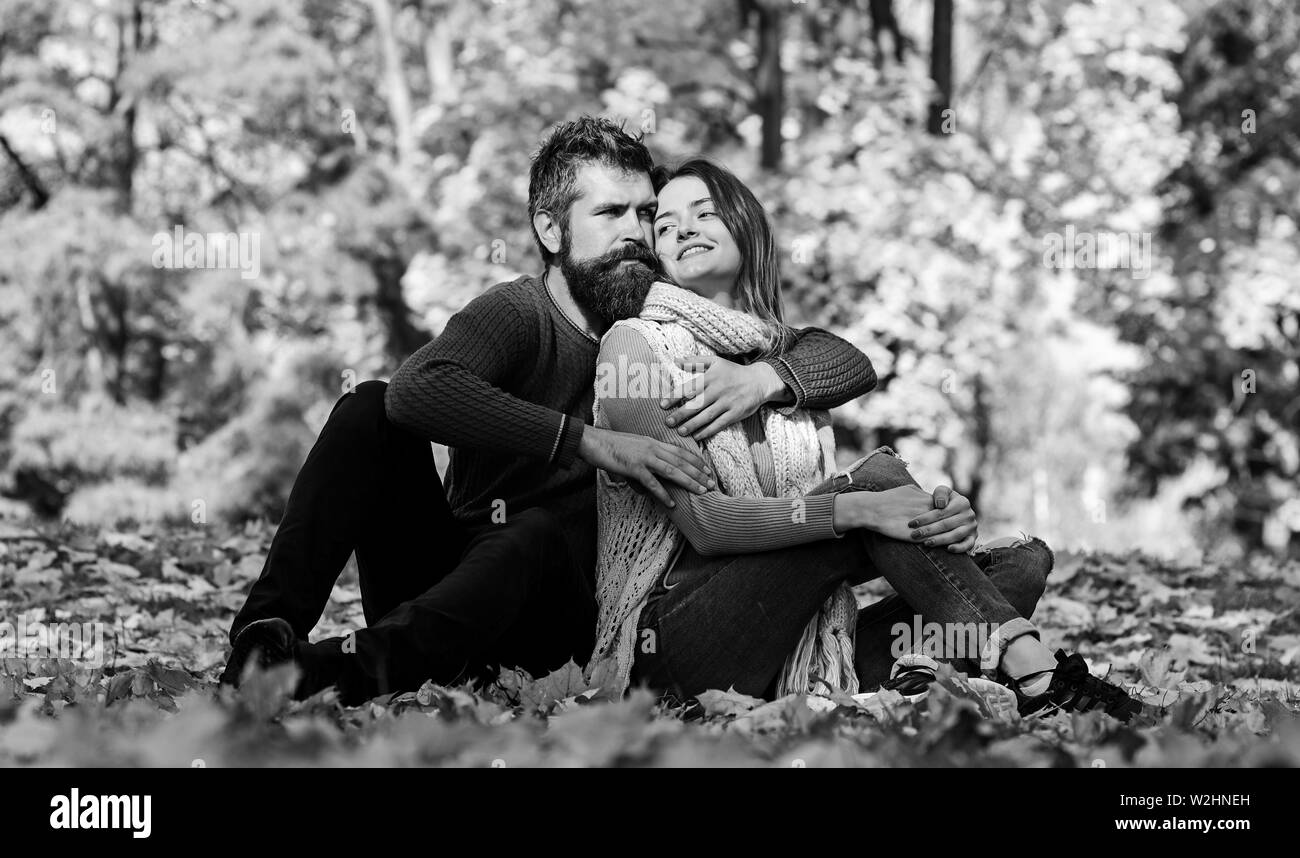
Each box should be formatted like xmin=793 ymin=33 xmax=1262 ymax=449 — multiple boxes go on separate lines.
xmin=218 ymin=116 xmax=874 ymax=704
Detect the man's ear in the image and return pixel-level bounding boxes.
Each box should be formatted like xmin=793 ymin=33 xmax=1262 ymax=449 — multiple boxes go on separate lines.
xmin=533 ymin=211 xmax=563 ymax=257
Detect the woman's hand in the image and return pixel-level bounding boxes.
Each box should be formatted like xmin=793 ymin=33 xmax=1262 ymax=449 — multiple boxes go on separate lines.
xmin=832 ymin=485 xmax=980 ymax=553
xmin=910 ymin=486 xmax=980 ymax=553
xmin=659 ymin=355 xmax=786 ymax=441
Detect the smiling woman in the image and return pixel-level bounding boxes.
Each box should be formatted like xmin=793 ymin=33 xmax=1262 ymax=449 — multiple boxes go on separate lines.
xmin=653 ymin=177 xmax=744 ymax=299
xmin=586 ymin=157 xmax=1143 ymax=725
xmin=651 ymin=159 xmax=790 ymax=358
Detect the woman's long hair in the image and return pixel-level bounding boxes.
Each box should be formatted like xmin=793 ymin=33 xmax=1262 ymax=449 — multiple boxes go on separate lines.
xmin=652 ymin=158 xmax=796 ymax=359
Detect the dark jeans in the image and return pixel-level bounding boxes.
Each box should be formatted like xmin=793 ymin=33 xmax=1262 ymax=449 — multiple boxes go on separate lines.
xmin=229 ymin=380 xmax=596 ymax=701
xmin=630 ymin=447 xmax=1054 ymax=700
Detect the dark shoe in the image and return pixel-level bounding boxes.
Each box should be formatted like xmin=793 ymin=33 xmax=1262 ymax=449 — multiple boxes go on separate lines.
xmin=852 ymin=654 xmax=939 ymax=705
xmin=292 ymin=637 xmax=348 ymax=702
xmin=882 ymin=654 xmax=939 ymax=698
xmin=1009 ymin=649 xmax=1142 ymax=723
xmin=219 ymin=618 xmax=297 ymax=688
xmin=219 ymin=619 xmax=350 ymax=702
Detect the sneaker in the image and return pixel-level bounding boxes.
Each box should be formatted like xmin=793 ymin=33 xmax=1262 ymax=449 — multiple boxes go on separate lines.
xmin=964 ymin=677 xmax=1020 ymax=719
xmin=883 ymin=654 xmax=939 ymax=699
xmin=1008 ymin=649 xmax=1143 ymax=723
xmin=218 ymin=618 xmax=296 ymax=688
xmin=853 ymin=654 xmax=939 ymax=705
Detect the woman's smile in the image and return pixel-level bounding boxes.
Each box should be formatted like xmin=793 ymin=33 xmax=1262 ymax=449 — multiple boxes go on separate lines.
xmin=678 ymin=244 xmax=713 ymax=260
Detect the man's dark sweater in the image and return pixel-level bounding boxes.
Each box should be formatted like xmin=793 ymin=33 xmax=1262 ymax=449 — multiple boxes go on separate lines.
xmin=384 ymin=274 xmax=876 ymax=585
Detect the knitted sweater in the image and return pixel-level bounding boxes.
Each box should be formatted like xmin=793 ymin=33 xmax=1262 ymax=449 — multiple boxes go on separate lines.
xmin=599 ymin=327 xmax=843 ymax=553
xmin=384 ymin=274 xmax=878 ymax=583
xmin=590 ymin=283 xmax=867 ymax=697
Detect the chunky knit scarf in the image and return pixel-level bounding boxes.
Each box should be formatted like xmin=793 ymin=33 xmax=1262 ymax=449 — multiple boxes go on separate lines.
xmin=588 ymin=281 xmax=859 ymax=699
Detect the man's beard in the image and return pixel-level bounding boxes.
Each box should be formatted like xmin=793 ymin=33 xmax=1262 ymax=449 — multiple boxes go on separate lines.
xmin=560 ymin=239 xmax=659 ymax=326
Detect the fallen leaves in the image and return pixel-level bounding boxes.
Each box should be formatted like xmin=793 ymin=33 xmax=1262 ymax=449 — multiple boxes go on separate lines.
xmin=0 ymin=525 xmax=1297 ymax=766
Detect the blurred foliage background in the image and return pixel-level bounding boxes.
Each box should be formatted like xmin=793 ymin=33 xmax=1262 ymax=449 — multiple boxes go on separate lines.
xmin=0 ymin=0 xmax=1296 ymax=562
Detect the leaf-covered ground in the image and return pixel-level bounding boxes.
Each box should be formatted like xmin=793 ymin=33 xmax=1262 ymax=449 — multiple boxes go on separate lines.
xmin=1 ymin=520 xmax=1298 ymax=767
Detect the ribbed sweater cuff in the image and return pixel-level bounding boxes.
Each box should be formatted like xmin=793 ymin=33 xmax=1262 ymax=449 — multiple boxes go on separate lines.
xmin=804 ymin=493 xmax=842 ymax=541
xmin=550 ymin=414 xmax=585 ymax=468
xmin=762 ymin=355 xmax=806 ymax=409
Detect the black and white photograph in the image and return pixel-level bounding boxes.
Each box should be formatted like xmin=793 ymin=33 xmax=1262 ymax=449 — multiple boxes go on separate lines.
xmin=0 ymin=0 xmax=1296 ymax=808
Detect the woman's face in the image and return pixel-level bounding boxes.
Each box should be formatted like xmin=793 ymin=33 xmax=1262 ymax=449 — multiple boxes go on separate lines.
xmin=653 ymin=175 xmax=742 ymax=298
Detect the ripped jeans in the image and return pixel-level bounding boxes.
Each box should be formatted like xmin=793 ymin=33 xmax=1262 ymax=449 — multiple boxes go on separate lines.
xmin=631 ymin=446 xmax=1056 ymax=700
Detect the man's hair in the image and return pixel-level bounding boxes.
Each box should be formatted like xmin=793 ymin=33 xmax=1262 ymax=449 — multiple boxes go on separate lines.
xmin=653 ymin=157 xmax=795 ymax=358
xmin=528 ymin=116 xmax=654 ymax=266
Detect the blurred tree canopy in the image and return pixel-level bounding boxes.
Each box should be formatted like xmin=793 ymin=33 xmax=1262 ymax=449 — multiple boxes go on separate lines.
xmin=0 ymin=0 xmax=1295 ymax=559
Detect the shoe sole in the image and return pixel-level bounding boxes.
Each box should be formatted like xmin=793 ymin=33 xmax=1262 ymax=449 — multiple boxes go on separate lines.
xmin=965 ymin=677 xmax=1020 ymax=718
xmin=852 ymin=686 xmax=931 ymax=705
xmin=1019 ymin=690 xmax=1143 ymax=723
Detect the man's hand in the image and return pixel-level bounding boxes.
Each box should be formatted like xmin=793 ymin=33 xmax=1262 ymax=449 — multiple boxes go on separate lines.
xmin=909 ymin=485 xmax=980 ymax=553
xmin=659 ymin=355 xmax=788 ymax=442
xmin=578 ymin=425 xmax=715 ymax=509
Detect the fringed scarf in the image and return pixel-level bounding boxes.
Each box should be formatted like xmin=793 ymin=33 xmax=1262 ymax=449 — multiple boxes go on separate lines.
xmin=589 ymin=281 xmax=858 ymax=698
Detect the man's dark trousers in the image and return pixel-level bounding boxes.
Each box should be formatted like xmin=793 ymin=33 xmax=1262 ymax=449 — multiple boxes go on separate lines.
xmin=228 ymin=380 xmax=597 ymax=700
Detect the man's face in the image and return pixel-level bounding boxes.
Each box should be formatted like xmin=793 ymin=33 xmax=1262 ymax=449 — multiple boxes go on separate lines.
xmin=557 ymin=163 xmax=660 ymax=325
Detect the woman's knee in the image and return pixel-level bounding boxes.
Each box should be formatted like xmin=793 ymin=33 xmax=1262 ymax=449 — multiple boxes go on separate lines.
xmin=980 ymin=535 xmax=1055 ymax=610
xmin=1022 ymin=538 xmax=1054 ymax=610
xmin=1012 ymin=536 xmax=1055 ymax=582
xmin=840 ymin=447 xmax=918 ymax=492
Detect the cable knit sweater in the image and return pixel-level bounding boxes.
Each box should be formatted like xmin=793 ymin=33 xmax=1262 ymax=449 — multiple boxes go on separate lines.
xmin=383 ymin=273 xmax=877 ymax=584
xmin=590 ymin=283 xmax=864 ymax=698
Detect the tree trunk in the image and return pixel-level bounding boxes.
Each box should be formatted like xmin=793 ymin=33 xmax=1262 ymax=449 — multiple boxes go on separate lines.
xmin=73 ymin=275 xmax=106 ymax=395
xmin=744 ymin=0 xmax=785 ymax=171
xmin=369 ymin=0 xmax=416 ymax=176
xmin=927 ymin=0 xmax=954 ymax=135
xmin=424 ymin=3 xmax=458 ymax=104
xmin=107 ymin=1 xmax=144 ymax=211
xmin=369 ymin=256 xmax=430 ymax=362
xmin=869 ymin=0 xmax=907 ymax=69
xmin=967 ymin=371 xmax=991 ymax=513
